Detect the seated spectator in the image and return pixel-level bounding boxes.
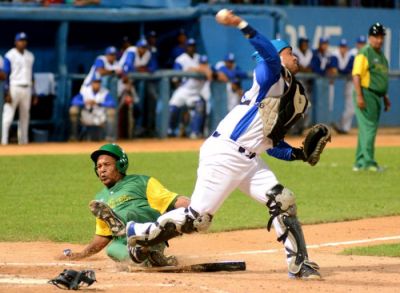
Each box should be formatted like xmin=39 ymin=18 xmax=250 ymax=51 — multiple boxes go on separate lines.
xmin=214 ymin=52 xmax=247 ymax=111
xmin=69 ymin=75 xmax=116 ymax=141
xmin=81 ymin=46 xmax=120 ymax=93
xmin=330 ymin=38 xmax=355 ymax=134
xmin=168 ymin=39 xmax=212 ymax=139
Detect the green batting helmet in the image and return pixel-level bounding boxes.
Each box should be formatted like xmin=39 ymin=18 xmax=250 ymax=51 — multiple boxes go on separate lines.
xmin=91 ymin=143 xmax=129 ymax=175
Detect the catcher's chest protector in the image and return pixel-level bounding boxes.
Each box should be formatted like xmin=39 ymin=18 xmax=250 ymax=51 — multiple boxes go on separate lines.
xmin=258 ymin=68 xmax=309 ymax=146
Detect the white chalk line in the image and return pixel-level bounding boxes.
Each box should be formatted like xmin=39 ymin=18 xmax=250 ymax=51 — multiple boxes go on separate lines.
xmin=214 ymin=235 xmax=400 ymax=257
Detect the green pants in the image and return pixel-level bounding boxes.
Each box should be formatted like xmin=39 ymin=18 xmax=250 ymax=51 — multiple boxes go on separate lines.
xmin=353 ymin=88 xmax=382 ymax=168
xmin=106 ymin=206 xmax=164 ymax=262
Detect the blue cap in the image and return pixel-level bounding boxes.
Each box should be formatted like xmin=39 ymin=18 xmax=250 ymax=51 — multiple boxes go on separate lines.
xmin=357 ymin=35 xmax=367 ymax=44
xmin=319 ymin=37 xmax=329 ymax=44
xmin=271 ymin=39 xmax=291 ymax=53
xmin=200 ymin=55 xmax=208 ymax=64
xmin=136 ymin=39 xmax=148 ymax=47
xmin=224 ymin=53 xmax=235 ymax=62
xmin=339 ymin=38 xmax=348 ymax=47
xmin=186 ymin=38 xmax=196 ymax=46
xmin=105 ymin=46 xmax=117 ymax=55
xmin=15 ymin=32 xmax=27 ymax=41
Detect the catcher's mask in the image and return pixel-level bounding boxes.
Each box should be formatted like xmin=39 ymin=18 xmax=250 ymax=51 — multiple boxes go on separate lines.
xmin=91 ymin=143 xmax=129 ymax=176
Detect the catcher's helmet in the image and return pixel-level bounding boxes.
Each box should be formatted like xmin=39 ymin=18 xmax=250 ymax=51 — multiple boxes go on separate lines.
xmin=91 ymin=143 xmax=129 ymax=175
xmin=369 ymin=22 xmax=386 ymax=36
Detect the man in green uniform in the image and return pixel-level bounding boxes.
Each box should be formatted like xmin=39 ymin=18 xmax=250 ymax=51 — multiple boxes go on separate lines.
xmin=59 ymin=143 xmax=190 ymax=266
xmin=352 ymin=22 xmax=391 ymax=172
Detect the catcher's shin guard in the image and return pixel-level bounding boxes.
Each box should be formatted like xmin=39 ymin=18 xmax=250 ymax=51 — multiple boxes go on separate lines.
xmin=265 ymin=184 xmax=312 ymax=274
xmin=128 ymin=207 xmax=212 ymax=247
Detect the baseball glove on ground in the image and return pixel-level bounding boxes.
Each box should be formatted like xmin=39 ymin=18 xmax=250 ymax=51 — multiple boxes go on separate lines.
xmin=302 ymin=123 xmax=331 ymax=166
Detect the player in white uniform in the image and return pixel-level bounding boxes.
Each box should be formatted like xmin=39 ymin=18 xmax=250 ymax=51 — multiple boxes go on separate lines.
xmin=168 ymin=38 xmax=212 ymax=138
xmin=110 ymin=11 xmax=321 ymax=279
xmin=2 ymin=32 xmax=35 ymax=145
xmin=331 ymin=39 xmax=355 ymax=134
xmin=80 ymin=46 xmax=120 ymax=93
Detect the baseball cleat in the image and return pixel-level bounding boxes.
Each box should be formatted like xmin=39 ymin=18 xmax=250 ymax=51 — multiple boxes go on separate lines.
xmin=89 ymin=200 xmax=125 ymax=236
xmin=288 ymin=262 xmax=322 ymax=280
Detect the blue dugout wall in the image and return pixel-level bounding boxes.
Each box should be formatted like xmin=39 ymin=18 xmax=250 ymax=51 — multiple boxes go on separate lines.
xmin=0 ymin=5 xmax=399 ymax=141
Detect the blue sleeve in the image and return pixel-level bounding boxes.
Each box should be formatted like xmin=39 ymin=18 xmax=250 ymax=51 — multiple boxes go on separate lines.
xmin=248 ymin=32 xmax=281 ymax=78
xmin=310 ymin=51 xmax=323 ymax=75
xmin=3 ymin=57 xmax=11 ymax=75
xmin=100 ymin=93 xmax=116 ymax=108
xmin=94 ymin=58 xmax=105 ymax=69
xmin=148 ymin=53 xmax=158 ymax=72
xmin=71 ymin=93 xmax=84 ymax=107
xmin=235 ymin=67 xmax=248 ymax=79
xmin=173 ymin=61 xmax=183 ymax=71
xmin=344 ymin=55 xmax=355 ymax=74
xmin=330 ymin=56 xmax=338 ymax=69
xmin=123 ymin=52 xmax=135 ymax=73
xmin=218 ymin=66 xmax=233 ymax=79
xmin=266 ymin=140 xmax=294 ymax=161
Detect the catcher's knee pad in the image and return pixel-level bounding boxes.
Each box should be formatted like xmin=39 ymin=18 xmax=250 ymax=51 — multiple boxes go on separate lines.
xmin=266 ymin=184 xmax=297 ymax=228
xmin=265 ymin=184 xmax=308 ymax=274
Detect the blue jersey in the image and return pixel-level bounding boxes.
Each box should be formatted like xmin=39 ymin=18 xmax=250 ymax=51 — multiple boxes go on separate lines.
xmin=330 ymin=50 xmax=354 ymax=75
xmin=310 ymin=49 xmax=334 ymax=75
xmin=214 ymin=61 xmax=247 ymax=82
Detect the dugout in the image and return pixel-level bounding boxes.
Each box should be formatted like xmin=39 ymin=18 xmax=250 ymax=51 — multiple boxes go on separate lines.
xmin=0 ymin=3 xmax=399 ymax=142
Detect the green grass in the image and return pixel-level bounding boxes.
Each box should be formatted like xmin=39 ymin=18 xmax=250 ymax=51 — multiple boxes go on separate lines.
xmin=0 ymin=147 xmax=399 ymax=244
xmin=342 ymin=243 xmax=400 ymax=257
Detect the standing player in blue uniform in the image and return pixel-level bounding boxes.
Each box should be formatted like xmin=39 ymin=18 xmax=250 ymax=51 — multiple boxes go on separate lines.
xmin=97 ymin=10 xmax=321 ymax=279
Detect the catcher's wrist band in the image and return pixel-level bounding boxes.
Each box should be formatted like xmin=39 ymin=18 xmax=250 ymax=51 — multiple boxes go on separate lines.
xmin=237 ymin=20 xmax=248 ymax=29
xmin=239 ymin=24 xmax=257 ymax=38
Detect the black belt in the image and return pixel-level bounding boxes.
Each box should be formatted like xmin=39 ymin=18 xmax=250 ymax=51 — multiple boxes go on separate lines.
xmin=366 ymin=87 xmax=385 ymax=97
xmin=15 ymin=84 xmax=29 ymax=88
xmin=212 ymin=131 xmax=256 ymax=159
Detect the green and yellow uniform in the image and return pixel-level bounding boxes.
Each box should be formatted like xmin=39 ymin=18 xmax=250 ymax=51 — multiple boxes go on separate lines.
xmin=352 ymin=43 xmax=389 ymax=169
xmin=95 ymin=174 xmax=178 ymax=261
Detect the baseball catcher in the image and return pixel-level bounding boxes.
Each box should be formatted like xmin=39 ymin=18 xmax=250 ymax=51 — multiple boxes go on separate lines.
xmin=58 ymin=143 xmax=190 ymax=267
xmin=101 ymin=11 xmax=331 ymax=280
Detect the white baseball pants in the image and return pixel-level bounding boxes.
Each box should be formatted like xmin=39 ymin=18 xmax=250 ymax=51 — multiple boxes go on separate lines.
xmin=2 ymin=85 xmax=32 ymax=145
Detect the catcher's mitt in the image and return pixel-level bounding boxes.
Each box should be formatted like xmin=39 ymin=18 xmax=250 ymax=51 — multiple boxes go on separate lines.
xmin=302 ymin=123 xmax=331 ymax=166
xmin=48 ymin=269 xmax=96 ymax=290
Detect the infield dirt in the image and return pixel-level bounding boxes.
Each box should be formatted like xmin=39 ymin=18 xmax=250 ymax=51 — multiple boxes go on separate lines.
xmin=0 ymin=129 xmax=399 ymax=292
